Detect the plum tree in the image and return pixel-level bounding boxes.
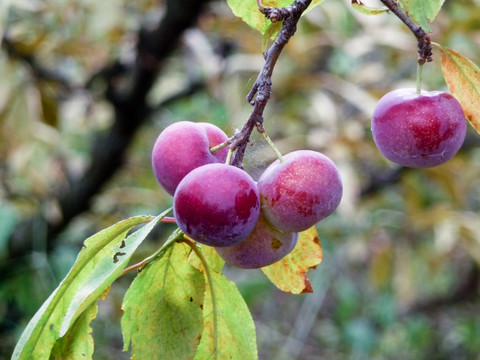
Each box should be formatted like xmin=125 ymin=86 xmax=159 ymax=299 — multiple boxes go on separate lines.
xmin=215 ymin=213 xmax=298 ymax=269
xmin=173 ymin=163 xmax=260 ymax=247
xmin=371 ymin=88 xmax=466 ymax=168
xmin=151 ymin=121 xmax=229 ymax=196
xmin=258 ymin=150 xmax=343 ymax=233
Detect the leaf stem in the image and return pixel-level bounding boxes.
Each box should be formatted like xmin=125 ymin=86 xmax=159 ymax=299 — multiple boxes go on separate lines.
xmin=225 ymin=147 xmax=234 ymax=165
xmin=261 ymin=129 xmax=285 ymax=162
xmin=180 ymin=238 xmax=218 ymax=360
xmin=120 ymin=225 xmax=182 ymax=276
xmin=210 ymin=140 xmax=231 ymax=154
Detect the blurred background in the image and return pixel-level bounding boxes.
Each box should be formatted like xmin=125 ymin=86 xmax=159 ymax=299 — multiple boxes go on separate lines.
xmin=1 ymin=0 xmax=480 ymax=359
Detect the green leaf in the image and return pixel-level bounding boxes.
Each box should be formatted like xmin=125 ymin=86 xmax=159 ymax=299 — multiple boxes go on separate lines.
xmin=188 ymin=243 xmax=225 ymax=273
xmin=398 ymin=0 xmax=445 ymax=32
xmin=193 ymin=274 xmax=258 ymax=360
xmin=49 ymin=290 xmax=106 ymax=360
xmin=192 ymin=246 xmax=258 ymax=360
xmin=226 ymin=0 xmax=325 ymax=35
xmin=262 ymin=226 xmax=322 ymax=294
xmin=436 ymin=44 xmax=480 ymax=134
xmin=121 ymin=242 xmax=205 ymax=360
xmin=12 ymin=213 xmax=166 ymax=360
xmin=351 ymin=0 xmax=389 ymax=16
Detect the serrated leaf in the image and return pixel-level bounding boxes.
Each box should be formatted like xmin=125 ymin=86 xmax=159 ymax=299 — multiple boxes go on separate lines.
xmin=261 ymin=226 xmax=322 ymax=294
xmin=398 ymin=0 xmax=445 ymax=32
xmin=436 ymin=44 xmax=480 ymax=134
xmin=193 ymin=246 xmax=258 ymax=360
xmin=12 ymin=213 xmax=165 ymax=360
xmin=226 ymin=0 xmax=325 ymax=35
xmin=351 ymin=0 xmax=389 ymax=15
xmin=122 ymin=242 xmax=205 ymax=360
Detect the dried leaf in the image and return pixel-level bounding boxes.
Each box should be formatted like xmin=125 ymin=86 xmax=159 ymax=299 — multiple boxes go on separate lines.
xmin=437 ymin=44 xmax=480 ymax=133
xmin=261 ymin=226 xmax=322 ymax=294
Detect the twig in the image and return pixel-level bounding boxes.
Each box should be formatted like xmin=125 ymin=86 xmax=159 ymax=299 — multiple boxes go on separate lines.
xmin=378 ymin=0 xmax=432 ymax=64
xmin=229 ymin=0 xmax=312 ymax=167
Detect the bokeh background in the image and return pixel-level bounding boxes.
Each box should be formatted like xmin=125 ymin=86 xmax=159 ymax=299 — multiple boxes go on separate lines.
xmin=1 ymin=0 xmax=480 ymax=359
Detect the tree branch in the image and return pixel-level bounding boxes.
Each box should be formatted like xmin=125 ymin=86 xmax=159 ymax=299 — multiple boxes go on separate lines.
xmin=378 ymin=0 xmax=432 ymax=64
xmin=230 ymin=0 xmax=312 ymax=167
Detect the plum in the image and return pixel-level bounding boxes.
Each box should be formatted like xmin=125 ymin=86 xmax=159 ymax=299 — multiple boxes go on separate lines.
xmin=152 ymin=121 xmax=229 ymax=196
xmin=257 ymin=150 xmax=343 ymax=233
xmin=215 ymin=213 xmax=298 ymax=269
xmin=174 ymin=163 xmax=260 ymax=247
xmin=371 ymin=88 xmax=466 ymax=168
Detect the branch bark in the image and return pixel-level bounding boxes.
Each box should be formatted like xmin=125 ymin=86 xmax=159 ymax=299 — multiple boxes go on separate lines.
xmin=378 ymin=0 xmax=432 ymax=64
xmin=230 ymin=0 xmax=312 ymax=167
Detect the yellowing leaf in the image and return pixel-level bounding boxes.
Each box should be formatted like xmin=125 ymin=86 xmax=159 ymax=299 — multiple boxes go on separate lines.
xmin=261 ymin=226 xmax=322 ymax=294
xmin=122 ymin=242 xmax=205 ymax=360
xmin=437 ymin=44 xmax=480 ymax=134
xmin=226 ymin=0 xmax=325 ymax=35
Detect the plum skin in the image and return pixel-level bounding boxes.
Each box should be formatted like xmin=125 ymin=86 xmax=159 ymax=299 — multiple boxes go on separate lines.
xmin=173 ymin=163 xmax=260 ymax=247
xmin=151 ymin=121 xmax=229 ymax=196
xmin=257 ymin=150 xmax=343 ymax=233
xmin=215 ymin=213 xmax=299 ymax=269
xmin=371 ymin=88 xmax=466 ymax=168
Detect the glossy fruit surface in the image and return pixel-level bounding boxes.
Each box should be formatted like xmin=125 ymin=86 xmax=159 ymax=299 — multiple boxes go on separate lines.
xmin=174 ymin=163 xmax=260 ymax=247
xmin=371 ymin=88 xmax=466 ymax=168
xmin=152 ymin=121 xmax=229 ymax=196
xmin=215 ymin=213 xmax=298 ymax=269
xmin=258 ymin=150 xmax=343 ymax=233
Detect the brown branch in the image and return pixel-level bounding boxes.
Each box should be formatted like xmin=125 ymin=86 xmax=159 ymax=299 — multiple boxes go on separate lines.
xmin=378 ymin=0 xmax=432 ymax=64
xmin=230 ymin=0 xmax=312 ymax=167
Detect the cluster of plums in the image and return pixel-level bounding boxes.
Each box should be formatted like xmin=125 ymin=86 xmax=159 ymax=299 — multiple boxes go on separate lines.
xmin=152 ymin=121 xmax=343 ymax=269
xmin=371 ymin=88 xmax=466 ymax=168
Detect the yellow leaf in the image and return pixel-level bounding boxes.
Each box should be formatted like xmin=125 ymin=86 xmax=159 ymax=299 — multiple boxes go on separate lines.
xmin=261 ymin=227 xmax=322 ymax=294
xmin=436 ymin=44 xmax=480 ymax=133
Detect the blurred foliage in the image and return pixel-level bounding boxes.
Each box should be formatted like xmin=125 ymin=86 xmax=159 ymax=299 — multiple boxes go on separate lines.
xmin=1 ymin=0 xmax=480 ymax=359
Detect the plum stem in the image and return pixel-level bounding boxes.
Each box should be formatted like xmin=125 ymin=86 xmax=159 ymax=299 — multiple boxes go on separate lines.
xmin=209 ymin=140 xmax=231 ymax=154
xmin=227 ymin=0 xmax=312 ymax=168
xmin=261 ymin=129 xmax=285 ymax=163
xmin=180 ymin=238 xmax=219 ymax=360
xmin=378 ymin=0 xmax=433 ymax=65
xmin=225 ymin=147 xmax=234 ymax=165
xmin=416 ymin=62 xmax=423 ymax=94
